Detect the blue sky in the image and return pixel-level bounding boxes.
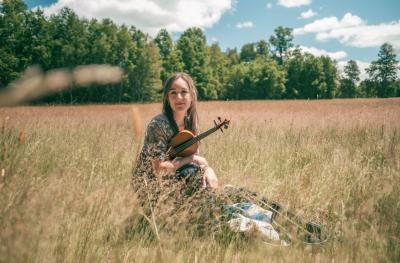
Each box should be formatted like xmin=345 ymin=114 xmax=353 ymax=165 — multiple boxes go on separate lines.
xmin=25 ymin=0 xmax=400 ymax=76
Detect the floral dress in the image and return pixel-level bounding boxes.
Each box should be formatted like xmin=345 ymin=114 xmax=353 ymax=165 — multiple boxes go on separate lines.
xmin=133 ymin=113 xmax=176 ymax=180
xmin=133 ymin=112 xmax=201 ymax=180
xmin=132 ymin=113 xmax=213 ymax=230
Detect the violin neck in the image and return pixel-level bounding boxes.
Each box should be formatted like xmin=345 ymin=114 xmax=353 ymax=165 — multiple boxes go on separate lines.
xmin=196 ymin=126 xmax=219 ymax=142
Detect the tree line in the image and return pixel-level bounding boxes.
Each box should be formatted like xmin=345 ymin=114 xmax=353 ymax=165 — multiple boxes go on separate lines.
xmin=1 ymin=0 xmax=399 ymax=104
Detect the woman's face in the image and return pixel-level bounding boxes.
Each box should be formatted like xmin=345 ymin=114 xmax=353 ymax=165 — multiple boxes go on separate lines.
xmin=167 ymin=77 xmax=192 ymax=115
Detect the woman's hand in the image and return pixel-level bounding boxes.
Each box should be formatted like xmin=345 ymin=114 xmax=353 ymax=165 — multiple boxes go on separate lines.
xmin=202 ymin=166 xmax=218 ymax=190
xmin=151 ymin=159 xmax=175 ymax=178
xmin=152 ymin=155 xmax=217 ymax=189
xmin=191 ymin=155 xmax=219 ymax=189
xmin=152 ymin=155 xmax=196 ymax=178
xmin=192 ymin=155 xmax=208 ymax=166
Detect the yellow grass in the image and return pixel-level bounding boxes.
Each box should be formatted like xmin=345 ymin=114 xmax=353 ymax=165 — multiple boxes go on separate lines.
xmin=1 ymin=98 xmax=399 ymax=262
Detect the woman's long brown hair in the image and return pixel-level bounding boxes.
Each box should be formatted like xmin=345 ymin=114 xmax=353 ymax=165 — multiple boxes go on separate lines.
xmin=162 ymin=73 xmax=199 ymax=135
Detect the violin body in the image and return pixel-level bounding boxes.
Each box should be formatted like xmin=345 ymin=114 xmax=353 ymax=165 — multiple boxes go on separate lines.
xmin=168 ymin=130 xmax=199 ymax=159
xmin=166 ymin=117 xmax=230 ymax=160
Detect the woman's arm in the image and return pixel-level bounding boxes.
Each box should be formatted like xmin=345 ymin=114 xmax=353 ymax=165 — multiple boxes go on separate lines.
xmin=152 ymin=154 xmax=218 ymax=189
xmin=151 ymin=155 xmax=195 ymax=177
xmin=151 ymin=154 xmax=210 ymax=178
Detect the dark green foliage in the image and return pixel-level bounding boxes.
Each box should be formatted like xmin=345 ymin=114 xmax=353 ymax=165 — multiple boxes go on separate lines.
xmin=338 ymin=60 xmax=360 ymax=98
xmin=176 ymin=27 xmax=213 ymax=99
xmin=0 ymin=0 xmax=30 ymax=86
xmin=224 ymin=58 xmax=285 ymax=100
xmin=297 ymin=54 xmax=325 ymax=99
xmin=225 ymin=48 xmax=240 ymax=66
xmin=240 ymin=43 xmax=257 ymax=62
xmin=367 ymin=43 xmax=399 ymax=98
xmin=256 ymin=40 xmax=269 ymax=58
xmin=359 ymin=79 xmax=378 ymax=98
xmin=320 ymin=56 xmax=339 ymax=99
xmin=0 ymin=4 xmax=398 ymax=102
xmin=0 ymin=3 xmax=163 ymax=103
xmin=208 ymin=43 xmax=228 ymax=98
xmin=269 ymin=26 xmax=293 ymax=65
xmin=128 ymin=41 xmax=162 ymax=102
xmin=285 ymin=49 xmax=339 ymax=99
xmin=395 ymin=80 xmax=400 ymax=97
xmin=154 ymin=29 xmax=183 ymax=84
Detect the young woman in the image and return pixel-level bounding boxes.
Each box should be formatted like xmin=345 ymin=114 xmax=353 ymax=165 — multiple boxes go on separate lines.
xmin=133 ymin=72 xmax=218 ymax=190
xmin=131 ymin=73 xmax=221 ymax=235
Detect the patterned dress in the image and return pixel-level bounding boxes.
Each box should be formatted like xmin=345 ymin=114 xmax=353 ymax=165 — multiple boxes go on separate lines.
xmin=131 ymin=113 xmax=213 ymax=230
xmin=133 ymin=112 xmax=200 ymax=179
xmin=133 ymin=113 xmax=176 ymax=179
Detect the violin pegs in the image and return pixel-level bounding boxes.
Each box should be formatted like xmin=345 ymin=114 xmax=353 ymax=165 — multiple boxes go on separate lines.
xmin=218 ymin=116 xmax=222 ymax=122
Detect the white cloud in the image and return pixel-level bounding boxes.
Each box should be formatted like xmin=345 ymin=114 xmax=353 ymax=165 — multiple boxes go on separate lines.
xmin=236 ymin=21 xmax=254 ymax=29
xmin=294 ymin=13 xmax=400 ymax=49
xmin=294 ymin=13 xmax=365 ymax=35
xmin=337 ymin=60 xmax=370 ymax=80
xmin=298 ymin=45 xmax=347 ymax=60
xmin=266 ymin=3 xmax=273 ymax=9
xmin=40 ymin=0 xmax=233 ymax=36
xmin=299 ymin=9 xmax=317 ymax=19
xmin=316 ymin=22 xmax=400 ymax=48
xmin=278 ymin=0 xmax=311 ymax=8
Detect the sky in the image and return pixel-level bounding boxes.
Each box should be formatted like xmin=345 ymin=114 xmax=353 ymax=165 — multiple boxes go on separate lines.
xmin=25 ymin=0 xmax=400 ymax=78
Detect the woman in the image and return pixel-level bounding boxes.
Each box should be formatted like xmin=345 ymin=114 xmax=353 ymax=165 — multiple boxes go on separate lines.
xmin=131 ymin=73 xmax=221 ymax=236
xmin=133 ymin=72 xmax=218 ymax=189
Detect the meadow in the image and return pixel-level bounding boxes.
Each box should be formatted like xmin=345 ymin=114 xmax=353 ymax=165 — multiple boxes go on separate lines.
xmin=1 ymin=98 xmax=399 ymax=262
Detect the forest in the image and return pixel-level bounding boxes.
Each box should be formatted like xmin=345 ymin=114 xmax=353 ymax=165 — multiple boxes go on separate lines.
xmin=1 ymin=0 xmax=399 ymax=104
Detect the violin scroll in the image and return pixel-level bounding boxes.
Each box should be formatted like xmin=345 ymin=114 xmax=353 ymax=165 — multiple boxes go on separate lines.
xmin=214 ymin=117 xmax=230 ymax=133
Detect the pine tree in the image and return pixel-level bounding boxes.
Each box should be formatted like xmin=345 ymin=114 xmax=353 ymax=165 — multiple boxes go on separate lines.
xmin=367 ymin=43 xmax=399 ymax=97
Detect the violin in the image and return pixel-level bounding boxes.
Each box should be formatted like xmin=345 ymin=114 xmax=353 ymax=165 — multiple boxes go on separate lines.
xmin=167 ymin=117 xmax=230 ymax=160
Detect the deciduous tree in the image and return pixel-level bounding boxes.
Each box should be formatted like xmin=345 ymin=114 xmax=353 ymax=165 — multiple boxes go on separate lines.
xmin=176 ymin=27 xmax=212 ymax=99
xmin=269 ymin=26 xmax=293 ymax=65
xmin=154 ymin=29 xmax=182 ymax=84
xmin=338 ymin=60 xmax=360 ymax=98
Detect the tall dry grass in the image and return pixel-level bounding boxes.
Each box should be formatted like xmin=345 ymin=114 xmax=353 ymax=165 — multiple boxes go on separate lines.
xmin=0 ymin=98 xmax=399 ymax=262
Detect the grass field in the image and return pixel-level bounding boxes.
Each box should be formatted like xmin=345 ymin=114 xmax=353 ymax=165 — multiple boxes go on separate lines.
xmin=1 ymin=98 xmax=399 ymax=262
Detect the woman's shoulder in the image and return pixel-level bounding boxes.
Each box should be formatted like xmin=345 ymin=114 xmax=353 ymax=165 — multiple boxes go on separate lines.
xmin=148 ymin=113 xmax=170 ymax=129
xmin=144 ymin=114 xmax=174 ymax=145
xmin=145 ymin=112 xmax=175 ymax=141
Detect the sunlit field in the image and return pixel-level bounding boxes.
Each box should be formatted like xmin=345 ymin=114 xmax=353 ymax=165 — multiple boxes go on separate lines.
xmin=1 ymin=98 xmax=399 ymax=262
